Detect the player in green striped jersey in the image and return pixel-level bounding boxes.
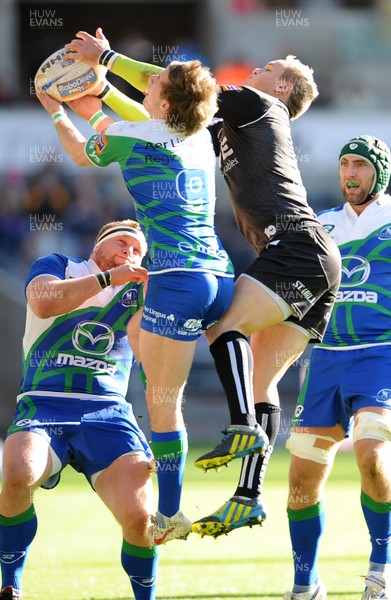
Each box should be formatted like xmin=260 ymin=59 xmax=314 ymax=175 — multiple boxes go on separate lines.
xmin=285 ymin=136 xmax=391 ymax=600
xmin=35 ymin=54 xmax=235 ymax=547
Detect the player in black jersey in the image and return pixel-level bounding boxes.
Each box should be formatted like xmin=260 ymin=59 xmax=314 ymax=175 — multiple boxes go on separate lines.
xmin=192 ymin=57 xmax=341 ymax=537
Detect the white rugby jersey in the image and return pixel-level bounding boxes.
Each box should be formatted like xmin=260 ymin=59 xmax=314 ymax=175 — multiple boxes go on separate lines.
xmin=318 ymin=193 xmax=391 ymax=348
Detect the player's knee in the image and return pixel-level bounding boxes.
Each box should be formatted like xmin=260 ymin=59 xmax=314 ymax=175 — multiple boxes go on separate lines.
xmin=357 ymin=447 xmax=385 ymax=481
xmin=122 ymin=506 xmax=150 ymax=539
xmin=354 ymin=438 xmax=391 ymax=485
xmin=288 ymin=455 xmax=322 ymax=492
xmin=286 ymin=432 xmax=339 ymax=466
xmin=3 ymin=460 xmax=39 ymax=489
xmin=353 ymin=411 xmax=391 ymax=444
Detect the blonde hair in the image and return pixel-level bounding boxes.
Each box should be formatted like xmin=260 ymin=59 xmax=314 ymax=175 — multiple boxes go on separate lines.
xmin=161 ymin=60 xmax=219 ymax=136
xmin=279 ymin=55 xmax=319 ymax=120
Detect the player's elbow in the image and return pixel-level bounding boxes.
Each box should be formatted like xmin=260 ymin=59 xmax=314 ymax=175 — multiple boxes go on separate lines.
xmin=73 ymin=150 xmax=91 ymax=166
xmin=28 ymin=292 xmax=60 ymax=318
xmin=65 ymin=142 xmax=92 ymax=166
xmin=29 ymin=299 xmax=59 ymax=319
xmin=27 ymin=277 xmax=63 ymax=318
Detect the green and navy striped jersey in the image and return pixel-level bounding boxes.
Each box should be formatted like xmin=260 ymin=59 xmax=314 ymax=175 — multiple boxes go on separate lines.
xmin=318 ymin=193 xmax=391 ymax=347
xmin=85 ymin=120 xmax=234 ymax=278
xmin=21 ymin=254 xmax=144 ymax=398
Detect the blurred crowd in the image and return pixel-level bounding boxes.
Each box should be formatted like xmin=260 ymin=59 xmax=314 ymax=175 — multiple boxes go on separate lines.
xmin=0 ymin=0 xmax=387 ymax=278
xmin=0 ymin=165 xmax=256 ymax=280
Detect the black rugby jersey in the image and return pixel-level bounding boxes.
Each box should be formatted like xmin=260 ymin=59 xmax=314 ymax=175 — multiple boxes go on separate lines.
xmin=209 ymin=86 xmax=320 ymax=254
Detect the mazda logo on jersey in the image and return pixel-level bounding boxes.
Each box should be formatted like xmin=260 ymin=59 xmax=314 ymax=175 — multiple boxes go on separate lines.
xmin=72 ymin=321 xmax=115 ymax=356
xmin=340 ymin=256 xmax=370 ymax=288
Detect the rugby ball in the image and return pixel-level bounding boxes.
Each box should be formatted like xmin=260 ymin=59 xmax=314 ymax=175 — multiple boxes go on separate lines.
xmin=35 ymin=48 xmax=107 ymax=102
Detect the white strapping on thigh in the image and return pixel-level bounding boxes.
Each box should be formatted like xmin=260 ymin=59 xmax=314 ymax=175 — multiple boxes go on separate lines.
xmin=286 ymin=432 xmax=340 ymax=465
xmin=353 ymin=411 xmax=391 ymax=443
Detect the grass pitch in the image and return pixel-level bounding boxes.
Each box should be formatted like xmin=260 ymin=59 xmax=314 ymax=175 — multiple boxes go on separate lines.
xmin=19 ymin=447 xmax=367 ymax=599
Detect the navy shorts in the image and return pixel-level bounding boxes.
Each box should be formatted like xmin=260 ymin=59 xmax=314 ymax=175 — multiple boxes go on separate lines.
xmin=293 ymin=345 xmax=391 ymax=433
xmin=141 ymin=271 xmax=234 ymax=340
xmin=8 ymin=394 xmax=152 ymax=487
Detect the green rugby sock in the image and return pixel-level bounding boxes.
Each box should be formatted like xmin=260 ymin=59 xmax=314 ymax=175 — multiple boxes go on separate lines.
xmin=150 ymin=430 xmax=188 ymax=517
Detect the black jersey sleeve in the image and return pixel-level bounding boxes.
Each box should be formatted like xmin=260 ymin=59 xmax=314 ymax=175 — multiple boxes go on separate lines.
xmin=216 ymin=86 xmax=278 ymax=126
xmin=208 ymin=120 xmax=223 ymax=156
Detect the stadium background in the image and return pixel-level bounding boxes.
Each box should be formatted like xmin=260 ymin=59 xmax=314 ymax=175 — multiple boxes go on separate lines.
xmin=0 ymin=0 xmax=390 ymax=447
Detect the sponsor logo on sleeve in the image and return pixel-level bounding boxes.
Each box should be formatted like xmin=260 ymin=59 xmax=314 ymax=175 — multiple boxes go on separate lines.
xmin=94 ymin=133 xmax=107 ymax=154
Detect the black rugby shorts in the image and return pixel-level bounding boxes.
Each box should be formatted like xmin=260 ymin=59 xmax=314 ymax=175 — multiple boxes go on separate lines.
xmin=243 ymin=226 xmax=341 ymax=340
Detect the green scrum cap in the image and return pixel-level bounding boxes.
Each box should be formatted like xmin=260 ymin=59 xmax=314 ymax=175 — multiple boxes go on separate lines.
xmin=339 ymin=135 xmax=391 ymax=198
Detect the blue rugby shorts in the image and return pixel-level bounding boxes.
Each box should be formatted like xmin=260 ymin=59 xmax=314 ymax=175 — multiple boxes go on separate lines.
xmin=141 ymin=271 xmax=234 ymax=341
xmin=293 ymin=344 xmax=391 ymax=433
xmin=8 ymin=393 xmax=152 ymax=487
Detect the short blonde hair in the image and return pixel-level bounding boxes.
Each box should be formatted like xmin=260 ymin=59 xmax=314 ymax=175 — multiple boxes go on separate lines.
xmin=279 ymin=55 xmax=319 ymax=120
xmin=161 ymin=60 xmax=219 ymax=136
xmin=94 ymin=219 xmax=147 ymax=257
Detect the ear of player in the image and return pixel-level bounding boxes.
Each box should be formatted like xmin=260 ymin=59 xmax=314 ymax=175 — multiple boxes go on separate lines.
xmin=35 ymin=48 xmax=107 ymax=102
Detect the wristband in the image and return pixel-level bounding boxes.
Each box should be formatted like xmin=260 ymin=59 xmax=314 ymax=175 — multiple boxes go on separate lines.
xmin=95 ymin=270 xmax=112 ymax=290
xmin=99 ymin=49 xmax=118 ymax=69
xmin=51 ymin=111 xmax=65 ymax=124
xmin=88 ymin=110 xmax=108 ymax=131
xmin=96 ymin=83 xmax=112 ymax=100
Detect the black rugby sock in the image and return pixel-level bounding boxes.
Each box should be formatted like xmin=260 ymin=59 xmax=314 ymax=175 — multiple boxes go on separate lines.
xmin=209 ymin=331 xmax=256 ymax=427
xmin=235 ymin=402 xmax=281 ymax=498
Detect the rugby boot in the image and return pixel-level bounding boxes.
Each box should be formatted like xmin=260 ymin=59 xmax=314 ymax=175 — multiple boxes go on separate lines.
xmin=192 ymin=495 xmax=266 ymax=538
xmin=0 ymin=587 xmax=22 ymax=599
xmin=148 ymin=510 xmax=192 ymax=545
xmin=362 ymin=572 xmax=390 ymax=600
xmin=194 ymin=424 xmax=269 ymax=471
xmin=283 ymin=579 xmax=327 ymax=600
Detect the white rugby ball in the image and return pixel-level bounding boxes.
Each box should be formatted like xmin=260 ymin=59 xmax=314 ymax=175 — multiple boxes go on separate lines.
xmin=35 ymin=48 xmax=107 ymax=102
